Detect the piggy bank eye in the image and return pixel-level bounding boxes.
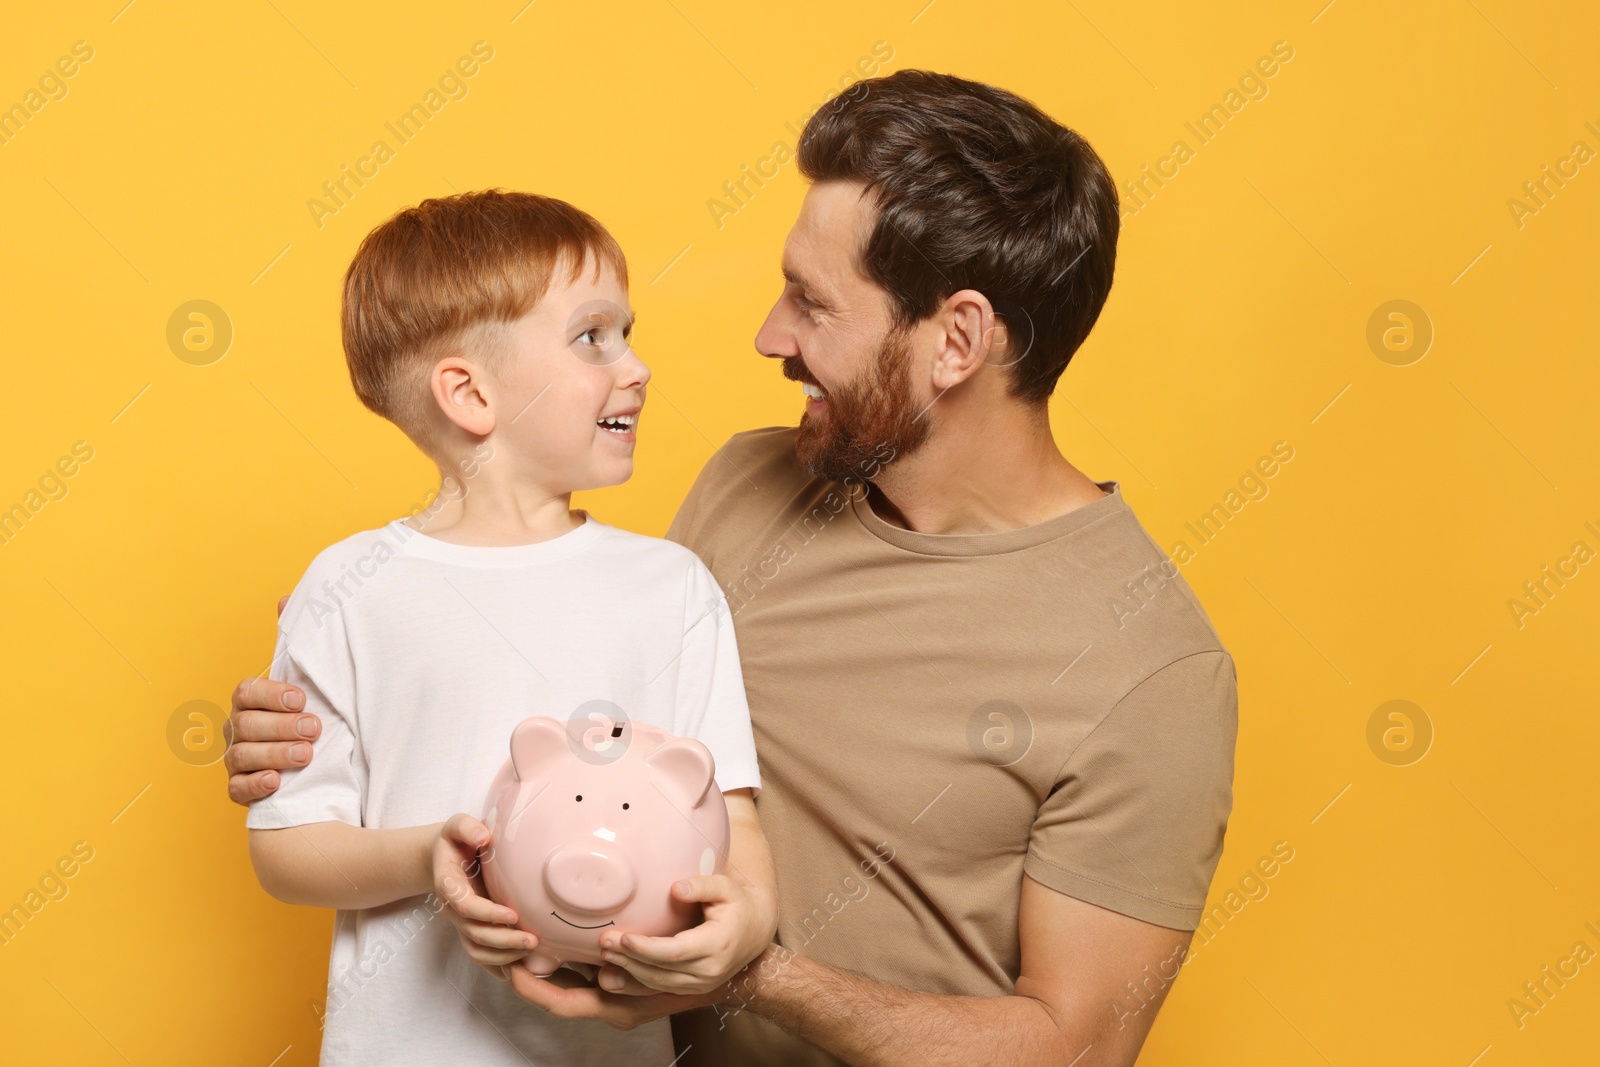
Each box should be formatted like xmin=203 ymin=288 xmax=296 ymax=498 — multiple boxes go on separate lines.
xmin=575 ymin=795 xmax=583 ymax=802
xmin=622 ymin=802 xmax=630 ymax=810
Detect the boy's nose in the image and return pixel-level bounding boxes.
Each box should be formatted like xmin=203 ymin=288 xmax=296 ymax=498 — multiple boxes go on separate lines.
xmin=618 ymin=347 xmax=650 ymax=388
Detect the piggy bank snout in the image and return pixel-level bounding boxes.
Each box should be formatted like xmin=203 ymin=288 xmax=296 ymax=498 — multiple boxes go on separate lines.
xmin=544 ymin=846 xmax=636 ymax=914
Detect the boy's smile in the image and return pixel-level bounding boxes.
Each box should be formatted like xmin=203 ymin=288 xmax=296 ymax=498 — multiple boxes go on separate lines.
xmin=482 ymin=258 xmax=649 ymax=494
xmin=596 ymin=406 xmax=639 ymax=444
xmin=408 ymin=253 xmax=648 ymax=546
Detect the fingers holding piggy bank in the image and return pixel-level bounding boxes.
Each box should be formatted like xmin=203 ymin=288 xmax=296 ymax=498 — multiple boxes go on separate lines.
xmin=479 ymin=716 xmax=731 ymax=977
xmin=431 ymin=812 xmax=538 ymax=978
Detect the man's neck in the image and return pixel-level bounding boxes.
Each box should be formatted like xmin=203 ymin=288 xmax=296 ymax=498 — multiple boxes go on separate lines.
xmin=865 ymin=413 xmax=1106 ymax=536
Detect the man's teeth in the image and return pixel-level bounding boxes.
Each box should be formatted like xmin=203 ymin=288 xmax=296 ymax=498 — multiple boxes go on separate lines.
xmin=801 ymin=383 xmax=825 ymax=399
xmin=598 ymin=414 xmax=636 ymax=433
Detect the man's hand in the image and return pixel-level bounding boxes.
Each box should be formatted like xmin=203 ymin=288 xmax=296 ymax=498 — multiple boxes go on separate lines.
xmin=224 ymin=595 xmax=320 ymax=806
xmin=225 ymin=676 xmax=318 ymax=804
xmin=594 ymin=869 xmax=777 ymax=996
xmin=506 ymin=961 xmax=720 ymax=1032
xmin=431 ymin=813 xmax=538 ymax=978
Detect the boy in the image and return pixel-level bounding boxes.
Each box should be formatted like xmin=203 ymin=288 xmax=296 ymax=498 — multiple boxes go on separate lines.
xmin=245 ymin=190 xmax=776 ymax=1065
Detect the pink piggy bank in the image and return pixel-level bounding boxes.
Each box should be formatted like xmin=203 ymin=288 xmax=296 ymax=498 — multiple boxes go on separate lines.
xmin=479 ymin=715 xmax=729 ymax=976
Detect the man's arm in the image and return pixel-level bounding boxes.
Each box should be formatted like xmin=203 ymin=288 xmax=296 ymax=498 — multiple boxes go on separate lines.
xmin=248 ymin=820 xmax=435 ymax=909
xmin=511 ymin=875 xmax=1191 ymax=1062
xmin=726 ymin=875 xmax=1188 ymax=1066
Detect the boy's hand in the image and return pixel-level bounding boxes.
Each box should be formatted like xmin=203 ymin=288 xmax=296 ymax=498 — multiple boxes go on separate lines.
xmin=431 ymin=813 xmax=538 ymax=975
xmin=595 ymin=868 xmax=778 ymax=996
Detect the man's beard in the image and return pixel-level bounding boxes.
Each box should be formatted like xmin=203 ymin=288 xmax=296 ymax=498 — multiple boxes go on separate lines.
xmin=783 ymin=327 xmax=931 ymax=485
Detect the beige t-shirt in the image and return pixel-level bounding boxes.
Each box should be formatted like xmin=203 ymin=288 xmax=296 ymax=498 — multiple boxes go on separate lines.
xmin=666 ymin=427 xmax=1237 ymax=1066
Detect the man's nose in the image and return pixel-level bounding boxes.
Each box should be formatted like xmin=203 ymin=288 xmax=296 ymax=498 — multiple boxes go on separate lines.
xmin=754 ymin=302 xmax=798 ymax=360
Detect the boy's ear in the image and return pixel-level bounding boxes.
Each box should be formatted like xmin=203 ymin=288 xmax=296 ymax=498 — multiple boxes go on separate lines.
xmin=430 ymin=356 xmax=496 ymax=436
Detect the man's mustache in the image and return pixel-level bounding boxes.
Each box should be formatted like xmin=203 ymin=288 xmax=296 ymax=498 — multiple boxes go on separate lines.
xmin=780 ymin=357 xmax=820 ymax=387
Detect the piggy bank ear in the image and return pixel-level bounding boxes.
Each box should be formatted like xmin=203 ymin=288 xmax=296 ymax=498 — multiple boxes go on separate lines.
xmin=644 ymin=738 xmax=717 ymax=810
xmin=509 ymin=717 xmax=567 ymax=783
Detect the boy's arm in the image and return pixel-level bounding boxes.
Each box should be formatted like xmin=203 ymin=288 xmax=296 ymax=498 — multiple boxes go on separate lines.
xmin=253 ymin=812 xmax=544 ymax=972
xmin=590 ymin=787 xmax=778 ymax=995
xmin=249 ymin=807 xmax=543 ymax=978
xmin=248 ymin=821 xmax=438 ymax=910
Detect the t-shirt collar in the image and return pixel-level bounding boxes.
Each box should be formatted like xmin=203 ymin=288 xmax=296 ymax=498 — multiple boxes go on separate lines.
xmin=848 ymin=480 xmax=1123 ymax=557
xmin=386 ymin=510 xmax=605 ymax=566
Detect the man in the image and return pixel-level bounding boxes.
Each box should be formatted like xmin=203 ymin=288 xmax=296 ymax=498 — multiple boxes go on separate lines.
xmin=227 ymin=70 xmax=1237 ymax=1066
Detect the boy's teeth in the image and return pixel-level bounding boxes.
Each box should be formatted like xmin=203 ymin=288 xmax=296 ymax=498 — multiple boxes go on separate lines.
xmin=801 ymin=383 xmax=825 ymax=399
xmin=598 ymin=414 xmax=636 ymax=430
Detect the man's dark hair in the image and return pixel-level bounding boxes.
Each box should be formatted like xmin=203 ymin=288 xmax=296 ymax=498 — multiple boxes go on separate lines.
xmin=797 ymin=69 xmax=1119 ymax=404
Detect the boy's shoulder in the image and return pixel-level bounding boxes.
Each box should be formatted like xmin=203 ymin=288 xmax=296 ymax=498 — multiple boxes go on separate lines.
xmin=292 ymin=517 xmax=707 ymax=577
xmin=290 ymin=521 xmax=411 ymax=591
xmin=276 ymin=521 xmax=408 ymax=638
xmin=588 ymin=520 xmax=714 ymax=582
xmin=278 ymin=519 xmax=716 ymax=633
xmin=582 ymin=523 xmax=727 ymax=624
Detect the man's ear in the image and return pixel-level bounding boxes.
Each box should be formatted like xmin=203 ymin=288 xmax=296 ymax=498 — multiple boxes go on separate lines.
xmin=430 ymin=356 xmax=497 ymax=436
xmin=929 ymin=289 xmax=998 ymax=391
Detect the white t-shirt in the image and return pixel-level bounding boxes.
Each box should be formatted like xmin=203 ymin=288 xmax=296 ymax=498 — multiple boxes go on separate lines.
xmin=245 ymin=512 xmax=761 ymax=1066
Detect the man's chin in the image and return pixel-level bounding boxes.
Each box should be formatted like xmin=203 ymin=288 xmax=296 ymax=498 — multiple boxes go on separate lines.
xmin=795 ymin=426 xmax=876 ymax=484
xmin=793 ymin=429 xmax=837 ymax=482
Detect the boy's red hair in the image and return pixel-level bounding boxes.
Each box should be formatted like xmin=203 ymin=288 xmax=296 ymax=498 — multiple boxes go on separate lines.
xmin=341 ymin=189 xmax=628 ymax=452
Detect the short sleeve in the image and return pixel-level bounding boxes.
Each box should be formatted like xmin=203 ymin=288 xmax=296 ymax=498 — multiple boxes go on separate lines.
xmin=1023 ymin=651 xmax=1237 ymax=930
xmin=671 ymin=559 xmax=762 ymax=796
xmin=243 ymin=600 xmax=368 ymax=830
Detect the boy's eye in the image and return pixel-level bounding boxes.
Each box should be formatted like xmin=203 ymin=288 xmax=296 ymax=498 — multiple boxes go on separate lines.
xmin=566 ymin=298 xmax=633 ymax=366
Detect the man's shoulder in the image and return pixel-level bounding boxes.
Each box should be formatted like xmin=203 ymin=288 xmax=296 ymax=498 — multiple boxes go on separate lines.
xmin=698 ymin=425 xmax=806 ymax=495
xmin=1040 ymin=486 xmax=1232 ymax=674
xmin=667 ymin=425 xmax=812 ymax=554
